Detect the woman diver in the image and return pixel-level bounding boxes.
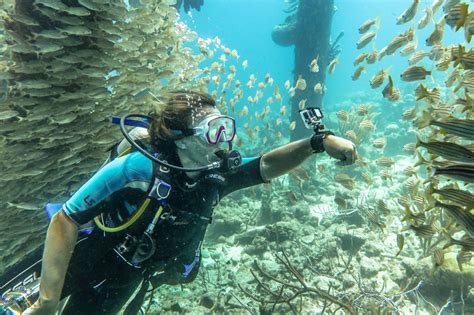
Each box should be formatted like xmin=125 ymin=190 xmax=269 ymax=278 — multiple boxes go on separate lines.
xmin=23 ymin=90 xmax=356 ymax=314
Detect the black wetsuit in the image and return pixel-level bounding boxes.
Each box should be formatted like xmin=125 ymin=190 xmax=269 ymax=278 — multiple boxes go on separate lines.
xmin=56 ymin=148 xmax=267 ymax=314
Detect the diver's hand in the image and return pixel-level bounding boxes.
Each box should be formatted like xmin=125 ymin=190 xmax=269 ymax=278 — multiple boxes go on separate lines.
xmin=323 ymin=135 xmax=357 ymax=166
xmin=23 ymin=298 xmax=58 ymax=315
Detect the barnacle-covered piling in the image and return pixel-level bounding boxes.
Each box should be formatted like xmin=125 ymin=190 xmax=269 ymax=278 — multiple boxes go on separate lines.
xmin=272 ymin=0 xmax=336 ymax=141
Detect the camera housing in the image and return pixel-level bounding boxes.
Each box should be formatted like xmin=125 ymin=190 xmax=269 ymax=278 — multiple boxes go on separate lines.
xmin=299 ymin=107 xmax=326 ymax=134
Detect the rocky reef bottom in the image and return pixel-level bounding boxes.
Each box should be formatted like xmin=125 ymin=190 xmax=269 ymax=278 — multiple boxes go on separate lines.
xmin=137 ymin=166 xmax=474 ymax=314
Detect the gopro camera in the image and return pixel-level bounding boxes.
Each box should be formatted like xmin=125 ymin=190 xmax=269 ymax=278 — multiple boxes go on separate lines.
xmin=299 ymin=107 xmax=326 ymax=134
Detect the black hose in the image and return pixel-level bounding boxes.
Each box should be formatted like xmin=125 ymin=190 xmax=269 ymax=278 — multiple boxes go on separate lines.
xmin=120 ymin=114 xmax=221 ymax=172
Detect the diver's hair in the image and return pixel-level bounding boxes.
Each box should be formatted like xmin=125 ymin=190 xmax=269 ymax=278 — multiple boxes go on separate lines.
xmin=148 ymin=89 xmax=216 ymax=150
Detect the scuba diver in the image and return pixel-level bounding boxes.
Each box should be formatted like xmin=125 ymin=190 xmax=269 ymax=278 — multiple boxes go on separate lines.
xmin=11 ymin=90 xmax=356 ymax=314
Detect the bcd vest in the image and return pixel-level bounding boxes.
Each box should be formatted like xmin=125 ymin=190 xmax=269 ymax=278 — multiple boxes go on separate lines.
xmin=66 ymin=139 xmax=225 ymax=289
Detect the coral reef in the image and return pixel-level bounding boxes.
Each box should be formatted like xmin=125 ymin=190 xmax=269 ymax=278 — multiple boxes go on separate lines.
xmin=137 ymin=164 xmax=473 ymax=313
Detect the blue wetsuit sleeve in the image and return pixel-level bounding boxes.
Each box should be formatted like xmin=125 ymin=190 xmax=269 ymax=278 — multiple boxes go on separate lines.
xmin=221 ymin=155 xmax=269 ymax=198
xmin=241 ymin=156 xmax=258 ymax=165
xmin=62 ymin=152 xmax=153 ymax=225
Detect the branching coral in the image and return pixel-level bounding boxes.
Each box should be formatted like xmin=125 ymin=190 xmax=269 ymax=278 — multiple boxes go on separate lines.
xmin=238 ymin=251 xmax=356 ymax=314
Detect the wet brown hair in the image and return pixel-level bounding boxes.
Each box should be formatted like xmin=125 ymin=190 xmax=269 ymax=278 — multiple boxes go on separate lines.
xmin=148 ymin=89 xmax=217 ymax=150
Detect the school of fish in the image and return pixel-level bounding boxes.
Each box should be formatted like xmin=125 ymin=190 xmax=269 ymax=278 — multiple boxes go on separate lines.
xmin=353 ymin=0 xmax=474 ymax=271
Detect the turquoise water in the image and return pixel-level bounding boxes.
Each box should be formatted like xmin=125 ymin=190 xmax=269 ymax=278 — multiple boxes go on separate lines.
xmin=328 ymin=0 xmax=464 ymax=103
xmin=182 ymin=0 xmax=293 ymax=96
xmin=171 ymin=2 xmax=474 ymax=313
xmin=183 ymin=0 xmax=465 ymax=106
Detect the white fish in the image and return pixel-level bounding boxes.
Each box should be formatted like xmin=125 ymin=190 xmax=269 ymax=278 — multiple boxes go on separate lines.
xmin=359 ymin=17 xmax=380 ymax=34
xmin=309 ymin=56 xmax=319 ymax=73
xmin=418 ymin=8 xmax=433 ymax=30
xmin=328 ymin=58 xmax=339 ymax=75
xmin=0 ymin=110 xmax=19 ymax=120
xmin=400 ymin=41 xmax=418 ymax=56
xmin=396 ymin=0 xmax=420 ymax=25
xmin=314 ymin=83 xmax=323 ymax=94
xmin=431 ymin=0 xmax=444 ymax=15
xmin=409 ymin=50 xmax=430 ymax=65
xmin=357 ymin=31 xmax=377 ymax=49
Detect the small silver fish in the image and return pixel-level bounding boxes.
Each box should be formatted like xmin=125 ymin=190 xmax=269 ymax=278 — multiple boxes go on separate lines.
xmin=357 ymin=31 xmax=377 ymax=49
xmin=397 ymin=0 xmax=420 ymax=25
xmin=359 ymin=17 xmax=379 ymax=34
xmin=352 ymin=66 xmax=366 ymax=81
xmin=396 ymin=234 xmax=404 ymax=256
xmin=400 ymin=41 xmax=418 ymax=56
xmin=426 ymin=18 xmax=446 ymax=46
xmin=418 ymin=8 xmax=433 ymax=30
xmin=370 ymin=68 xmax=389 ymax=88
xmin=409 ymin=50 xmax=430 ymax=65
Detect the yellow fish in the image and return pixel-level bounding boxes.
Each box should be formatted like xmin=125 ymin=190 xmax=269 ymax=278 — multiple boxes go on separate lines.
xmin=328 ymin=58 xmax=339 ymax=75
xmin=295 ymin=76 xmax=307 ymax=90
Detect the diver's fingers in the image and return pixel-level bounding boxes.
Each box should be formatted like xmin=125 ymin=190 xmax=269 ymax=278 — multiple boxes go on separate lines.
xmin=342 ymin=148 xmax=355 ymax=165
xmin=336 ymin=160 xmax=348 ymax=166
xmin=335 ymin=147 xmax=356 ymax=166
xmin=336 ymin=157 xmax=349 ymax=166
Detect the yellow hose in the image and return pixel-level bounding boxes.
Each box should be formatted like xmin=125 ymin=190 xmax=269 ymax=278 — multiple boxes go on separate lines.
xmin=94 ymin=145 xmax=159 ymax=233
xmin=117 ymin=146 xmax=131 ymax=157
xmin=94 ymin=198 xmax=152 ymax=233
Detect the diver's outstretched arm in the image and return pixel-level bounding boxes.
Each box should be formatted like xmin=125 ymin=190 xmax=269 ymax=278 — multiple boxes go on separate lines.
xmin=260 ymin=135 xmax=357 ymax=181
xmin=23 ymin=210 xmax=78 ymax=315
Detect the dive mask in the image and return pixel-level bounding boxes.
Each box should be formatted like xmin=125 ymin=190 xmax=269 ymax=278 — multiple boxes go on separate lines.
xmin=180 ymin=114 xmax=241 ymax=172
xmin=191 ymin=114 xmax=236 ymax=145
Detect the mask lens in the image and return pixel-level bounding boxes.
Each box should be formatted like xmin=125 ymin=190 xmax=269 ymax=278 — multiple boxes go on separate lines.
xmin=207 ymin=117 xmax=235 ymax=144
